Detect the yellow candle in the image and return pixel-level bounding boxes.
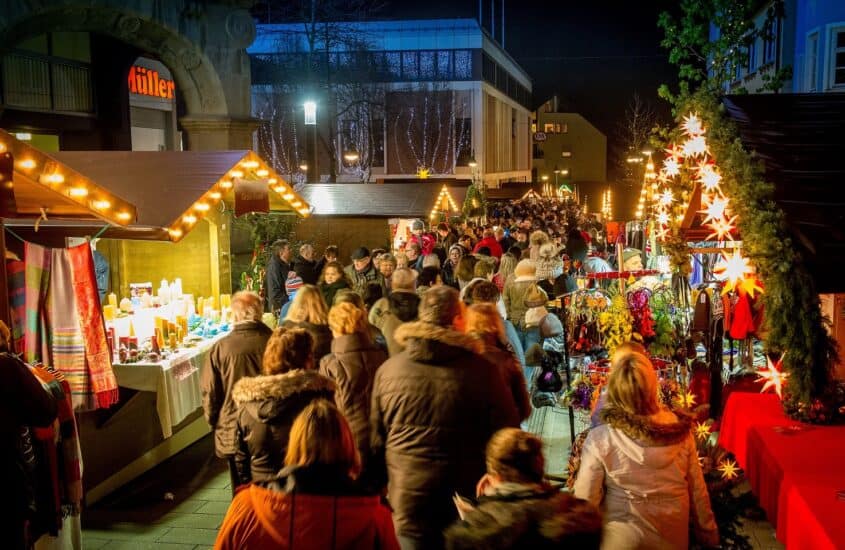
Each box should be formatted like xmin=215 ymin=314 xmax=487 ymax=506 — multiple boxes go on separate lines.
xmin=102 ymin=305 xmax=116 ymax=321
xmin=107 ymin=293 xmax=117 ymax=308
xmin=197 ymin=297 xmax=204 ymax=316
xmin=128 ymin=320 xmax=135 ymax=337
xmin=206 ymin=296 xmax=216 ymax=310
xmin=168 ymin=333 xmax=177 ymax=349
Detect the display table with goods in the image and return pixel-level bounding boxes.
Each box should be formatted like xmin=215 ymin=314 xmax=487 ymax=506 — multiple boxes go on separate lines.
xmin=719 ymin=392 xmax=845 ymax=549
xmin=78 ymin=283 xmax=233 ymax=504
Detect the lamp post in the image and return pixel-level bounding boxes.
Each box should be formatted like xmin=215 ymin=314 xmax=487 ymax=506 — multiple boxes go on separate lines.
xmin=304 ymin=100 xmax=317 ymax=183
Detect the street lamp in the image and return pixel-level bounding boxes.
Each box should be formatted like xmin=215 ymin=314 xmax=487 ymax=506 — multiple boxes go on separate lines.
xmin=343 ymin=150 xmax=360 ymax=163
xmin=468 ymin=150 xmax=478 ymax=169
xmin=553 ymin=165 xmax=561 ymax=186
xmin=304 ymin=100 xmax=317 ymax=183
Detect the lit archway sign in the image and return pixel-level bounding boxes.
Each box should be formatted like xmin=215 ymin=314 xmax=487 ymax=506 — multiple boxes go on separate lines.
xmin=128 ymin=65 xmax=175 ymax=100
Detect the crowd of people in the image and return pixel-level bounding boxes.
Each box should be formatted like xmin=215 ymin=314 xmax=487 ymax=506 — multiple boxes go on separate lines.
xmin=197 ymin=197 xmax=719 ymax=549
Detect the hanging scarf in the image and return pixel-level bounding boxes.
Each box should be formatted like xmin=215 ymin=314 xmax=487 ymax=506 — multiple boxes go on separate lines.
xmin=24 ymin=242 xmax=52 ymax=365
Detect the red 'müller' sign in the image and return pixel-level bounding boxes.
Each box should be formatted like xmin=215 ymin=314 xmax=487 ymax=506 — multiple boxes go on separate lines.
xmin=128 ymin=65 xmax=175 ymax=99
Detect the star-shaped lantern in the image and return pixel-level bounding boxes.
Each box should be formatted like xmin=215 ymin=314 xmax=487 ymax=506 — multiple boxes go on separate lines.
xmin=694 ymin=422 xmax=712 ymax=441
xmin=700 ymin=196 xmax=729 ymax=224
xmin=682 ymin=112 xmax=705 ymax=137
xmin=756 ymin=353 xmax=789 ymax=400
xmin=662 ymin=157 xmax=681 ymax=178
xmin=664 ymin=144 xmax=685 ymax=164
xmin=697 ymin=162 xmax=723 ymax=192
xmin=718 ymin=459 xmax=740 ymax=480
xmin=416 ymin=166 xmax=430 ymax=179
xmin=713 ymin=249 xmax=755 ymax=294
xmin=707 ymin=214 xmax=738 ymax=241
xmin=674 ymin=391 xmax=696 ymax=409
xmin=682 ymin=135 xmax=709 ymax=158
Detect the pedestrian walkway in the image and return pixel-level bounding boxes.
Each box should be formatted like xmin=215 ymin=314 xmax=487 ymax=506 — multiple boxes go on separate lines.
xmin=82 ymin=434 xmax=229 ymax=550
xmin=81 ymin=411 xmax=782 ymax=550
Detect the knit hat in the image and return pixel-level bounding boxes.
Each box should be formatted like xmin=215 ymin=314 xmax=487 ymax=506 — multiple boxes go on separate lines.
xmin=411 ymin=219 xmax=425 ymax=231
xmin=285 ymin=273 xmax=303 ymax=297
xmin=524 ymin=285 xmax=548 ymax=308
xmin=351 ymin=247 xmax=370 ymax=261
xmin=535 ymin=242 xmax=563 ymax=281
xmin=514 ymin=259 xmax=537 ymax=279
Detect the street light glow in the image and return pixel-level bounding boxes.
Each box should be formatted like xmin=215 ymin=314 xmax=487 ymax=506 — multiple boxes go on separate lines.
xmin=304 ymin=101 xmax=317 ymax=125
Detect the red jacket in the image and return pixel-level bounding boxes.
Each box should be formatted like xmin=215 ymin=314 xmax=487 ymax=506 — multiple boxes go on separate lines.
xmin=215 ymin=484 xmax=399 ymax=550
xmin=473 ymin=236 xmax=503 ymax=258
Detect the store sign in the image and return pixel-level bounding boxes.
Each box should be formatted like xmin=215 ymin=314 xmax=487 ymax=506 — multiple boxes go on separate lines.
xmin=233 ymin=178 xmax=269 ymax=217
xmin=533 ymin=132 xmax=547 ymax=142
xmin=128 ymin=65 xmax=175 ymax=99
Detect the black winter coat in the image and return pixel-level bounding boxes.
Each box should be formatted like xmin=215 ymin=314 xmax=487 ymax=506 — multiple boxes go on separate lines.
xmin=265 ymin=255 xmax=292 ymax=313
xmin=319 ymin=333 xmax=387 ymax=475
xmin=445 ymin=488 xmax=602 ymax=550
xmin=232 ymin=370 xmax=335 ymax=483
xmin=370 ymin=322 xmax=521 ymax=546
xmin=201 ymin=321 xmax=273 ymax=457
xmin=293 ymin=255 xmax=320 ymax=285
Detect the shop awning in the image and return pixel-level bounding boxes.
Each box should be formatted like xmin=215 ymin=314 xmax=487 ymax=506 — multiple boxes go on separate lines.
xmin=298 ymin=183 xmax=467 ymax=219
xmin=0 ymin=129 xmax=138 ymax=226
xmin=3 ymin=146 xmax=311 ymax=242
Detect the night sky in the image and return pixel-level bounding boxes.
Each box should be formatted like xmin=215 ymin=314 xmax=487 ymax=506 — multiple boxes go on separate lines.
xmin=381 ymin=0 xmax=680 ymax=212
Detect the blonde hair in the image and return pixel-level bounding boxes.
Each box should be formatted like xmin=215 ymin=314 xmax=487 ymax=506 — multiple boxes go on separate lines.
xmin=497 ymin=253 xmax=517 ymax=283
xmin=285 ymin=399 xmax=361 ymax=478
xmin=230 ymin=291 xmax=263 ymax=322
xmin=486 ymin=428 xmax=545 ymax=484
xmin=606 ymin=352 xmax=660 ymax=416
xmin=465 ymin=303 xmax=506 ymax=345
xmin=284 ymin=284 xmax=328 ymax=325
xmin=328 ymin=302 xmax=368 ymax=336
xmin=610 ymin=341 xmax=647 ymax=368
xmin=474 ymin=259 xmax=495 ymax=279
xmin=262 ymin=327 xmax=314 ymax=375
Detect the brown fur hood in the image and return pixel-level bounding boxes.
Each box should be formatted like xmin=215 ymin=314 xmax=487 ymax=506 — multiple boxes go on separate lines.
xmin=445 ymin=490 xmax=602 ymax=549
xmin=600 ymin=406 xmax=692 ymax=445
xmin=232 ymin=369 xmax=335 ymax=405
xmin=394 ymin=321 xmax=482 ymax=362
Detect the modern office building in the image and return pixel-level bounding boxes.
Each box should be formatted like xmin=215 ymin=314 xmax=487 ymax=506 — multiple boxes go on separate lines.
xmin=531 ymin=96 xmax=607 ymax=193
xmin=248 ymin=18 xmax=533 ymax=187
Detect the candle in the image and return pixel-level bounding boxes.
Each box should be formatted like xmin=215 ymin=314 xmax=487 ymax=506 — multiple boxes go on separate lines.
xmin=128 ymin=320 xmax=135 ymax=337
xmin=102 ymin=305 xmax=116 ymax=322
xmin=197 ymin=297 xmax=204 ymax=316
xmin=108 ymin=293 xmax=117 ymax=308
xmin=168 ymin=333 xmax=177 ymax=349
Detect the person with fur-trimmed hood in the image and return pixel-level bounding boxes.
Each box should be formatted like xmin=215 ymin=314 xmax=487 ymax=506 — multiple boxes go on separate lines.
xmin=232 ymin=327 xmax=335 ymax=485
xmin=445 ymin=428 xmax=602 ymax=550
xmin=370 ymin=286 xmax=521 ymax=550
xmin=573 ymin=352 xmax=718 ymax=550
xmin=528 ymin=230 xmax=551 ymax=262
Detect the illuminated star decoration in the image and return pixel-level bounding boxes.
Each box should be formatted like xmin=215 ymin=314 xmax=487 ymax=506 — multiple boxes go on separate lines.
xmin=682 ymin=135 xmax=709 ymax=158
xmin=674 ymin=391 xmax=696 ymax=409
xmin=658 ymin=190 xmax=674 ymax=206
xmin=416 ymin=167 xmax=430 ymax=179
xmin=756 ymin=353 xmax=789 ymax=400
xmin=694 ymin=422 xmax=712 ymax=441
xmin=707 ymin=214 xmax=738 ymax=241
xmin=713 ymin=249 xmax=755 ymax=294
xmin=700 ymin=195 xmax=729 ymax=224
xmin=698 ymin=163 xmax=723 ymax=192
xmin=718 ymin=459 xmax=740 ymax=480
xmin=682 ymin=112 xmax=705 ymax=137
xmin=662 ymin=157 xmax=681 ymax=177
xmin=656 ymin=212 xmax=670 ymax=225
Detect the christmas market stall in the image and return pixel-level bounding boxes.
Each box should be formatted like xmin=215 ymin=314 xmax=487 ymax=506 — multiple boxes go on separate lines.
xmin=294 ymin=183 xmax=466 ymax=259
xmin=1 ymin=135 xmax=311 ymax=504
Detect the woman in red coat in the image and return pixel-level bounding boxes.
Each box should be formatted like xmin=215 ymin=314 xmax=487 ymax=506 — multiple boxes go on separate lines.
xmin=215 ymin=399 xmax=399 ymax=550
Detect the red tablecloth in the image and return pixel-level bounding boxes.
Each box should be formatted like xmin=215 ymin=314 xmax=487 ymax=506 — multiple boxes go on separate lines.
xmin=718 ymin=392 xmax=845 ymax=549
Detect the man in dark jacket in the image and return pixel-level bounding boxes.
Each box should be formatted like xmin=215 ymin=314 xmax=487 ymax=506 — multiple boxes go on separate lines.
xmin=344 ymin=247 xmax=384 ymax=297
xmin=293 ymin=243 xmax=323 ymax=285
xmin=370 ymin=286 xmax=521 ymax=549
xmin=201 ymin=291 xmax=272 ymax=494
xmin=368 ymin=268 xmax=421 ymax=356
xmin=265 ymin=239 xmax=293 ymax=315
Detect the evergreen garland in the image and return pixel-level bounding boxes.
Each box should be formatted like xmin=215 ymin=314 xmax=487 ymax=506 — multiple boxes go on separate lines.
xmin=462 ymin=183 xmax=486 ymax=220
xmin=660 ymin=90 xmax=838 ymax=422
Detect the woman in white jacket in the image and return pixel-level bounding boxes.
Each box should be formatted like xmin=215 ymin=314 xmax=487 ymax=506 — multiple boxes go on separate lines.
xmin=573 ymin=352 xmax=719 ymax=550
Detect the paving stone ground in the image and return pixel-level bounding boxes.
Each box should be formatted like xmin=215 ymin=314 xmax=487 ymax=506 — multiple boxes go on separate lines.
xmin=81 ymin=405 xmax=782 ymax=549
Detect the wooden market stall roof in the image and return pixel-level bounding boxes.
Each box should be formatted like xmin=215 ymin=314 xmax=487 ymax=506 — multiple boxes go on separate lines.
xmin=298 ymin=183 xmax=467 ymax=219
xmin=4 ymin=148 xmax=311 ymax=242
xmin=486 ymin=183 xmax=544 ymax=201
xmin=721 ymin=93 xmax=845 ymax=293
xmin=0 ymin=129 xmax=138 ymax=226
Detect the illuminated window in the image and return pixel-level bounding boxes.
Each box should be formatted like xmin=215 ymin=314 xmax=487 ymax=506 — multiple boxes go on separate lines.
xmin=561 ymin=151 xmax=572 ymax=158
xmin=543 ymin=123 xmax=555 ymax=133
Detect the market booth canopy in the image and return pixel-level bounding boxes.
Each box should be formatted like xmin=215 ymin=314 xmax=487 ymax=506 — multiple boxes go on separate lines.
xmin=41 ymin=150 xmax=311 ymax=242
xmin=0 ymin=129 xmax=137 ymax=225
xmin=299 ymin=183 xmax=466 ymax=219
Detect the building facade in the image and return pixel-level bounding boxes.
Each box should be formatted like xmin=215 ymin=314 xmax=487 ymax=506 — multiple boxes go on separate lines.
xmin=0 ymin=0 xmax=258 ymax=152
xmin=248 ymin=18 xmax=533 ymax=188
xmin=531 ymin=96 xmax=607 ymax=192
xmin=714 ymin=0 xmax=845 ymax=94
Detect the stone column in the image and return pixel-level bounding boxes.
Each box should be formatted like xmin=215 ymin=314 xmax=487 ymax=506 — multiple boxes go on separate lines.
xmin=179 ymin=115 xmax=259 ymax=151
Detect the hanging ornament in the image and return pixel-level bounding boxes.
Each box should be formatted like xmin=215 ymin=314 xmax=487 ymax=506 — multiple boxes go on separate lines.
xmin=756 ymin=353 xmax=789 ymax=400
xmin=713 ymin=249 xmax=755 ymax=294
xmin=718 ymin=459 xmax=740 ymax=480
xmin=694 ymin=421 xmax=712 ymax=440
xmin=681 ymin=112 xmax=705 ymax=137
xmin=700 ymin=195 xmax=730 ymax=224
